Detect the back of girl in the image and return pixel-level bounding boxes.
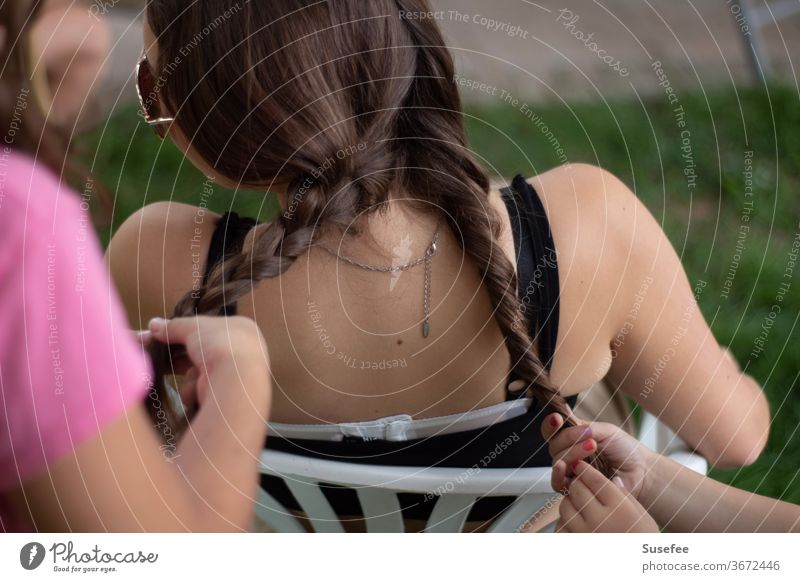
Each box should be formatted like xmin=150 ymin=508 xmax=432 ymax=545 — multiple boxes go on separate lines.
xmin=110 ymin=0 xmax=769 ymax=508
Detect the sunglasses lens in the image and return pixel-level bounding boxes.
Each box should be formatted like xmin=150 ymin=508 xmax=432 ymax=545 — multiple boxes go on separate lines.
xmin=136 ymin=58 xmax=161 ymax=121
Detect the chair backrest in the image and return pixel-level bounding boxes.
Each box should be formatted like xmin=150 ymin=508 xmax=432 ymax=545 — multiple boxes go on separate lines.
xmin=257 ymin=452 xmax=556 ymax=532
xmin=256 ymin=411 xmax=708 ymax=533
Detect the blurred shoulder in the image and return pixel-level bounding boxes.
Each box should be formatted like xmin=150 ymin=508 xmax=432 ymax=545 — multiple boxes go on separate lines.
xmin=106 ymin=201 xmax=220 ymax=329
xmin=2 ymin=151 xmax=71 ymax=221
xmin=1 ymin=152 xmax=93 ymax=265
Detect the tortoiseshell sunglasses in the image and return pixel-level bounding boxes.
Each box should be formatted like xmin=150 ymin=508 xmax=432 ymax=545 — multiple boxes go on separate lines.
xmin=135 ymin=53 xmax=174 ymax=139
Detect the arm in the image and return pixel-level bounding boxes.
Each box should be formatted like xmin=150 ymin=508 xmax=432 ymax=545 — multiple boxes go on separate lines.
xmin=9 ymin=316 xmax=271 ymax=532
xmin=106 ymin=201 xmax=221 ymax=330
xmin=641 ymin=448 xmax=800 ymax=532
xmin=583 ymin=165 xmax=769 ymax=467
xmin=543 ymin=414 xmax=800 ymax=533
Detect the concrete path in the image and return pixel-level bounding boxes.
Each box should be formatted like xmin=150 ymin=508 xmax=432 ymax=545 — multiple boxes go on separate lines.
xmin=98 ymin=0 xmax=799 ymax=111
xmin=429 ymin=0 xmax=800 ymax=102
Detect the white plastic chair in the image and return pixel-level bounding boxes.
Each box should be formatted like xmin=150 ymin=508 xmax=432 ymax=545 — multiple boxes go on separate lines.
xmin=255 ymin=411 xmax=708 ymax=533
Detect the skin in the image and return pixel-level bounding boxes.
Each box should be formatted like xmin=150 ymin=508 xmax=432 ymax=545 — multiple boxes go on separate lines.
xmin=543 ymin=413 xmax=800 ymax=532
xmin=7 ymin=316 xmax=272 ymax=531
xmin=110 ymin=21 xmax=768 ymax=470
xmin=3 ymin=5 xmax=273 ymax=532
xmin=556 ymin=461 xmax=659 ymax=533
xmin=30 ymin=0 xmax=111 ymax=128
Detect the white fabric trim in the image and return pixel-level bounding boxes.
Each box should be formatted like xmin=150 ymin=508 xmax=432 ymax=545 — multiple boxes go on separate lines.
xmin=267 ymin=398 xmax=533 ymax=442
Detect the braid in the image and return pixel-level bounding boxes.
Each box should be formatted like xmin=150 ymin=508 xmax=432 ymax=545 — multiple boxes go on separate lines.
xmin=145 ymin=0 xmax=611 ymax=475
xmin=394 ymin=0 xmax=611 ymax=474
xmin=180 ymin=221 xmax=290 ymax=316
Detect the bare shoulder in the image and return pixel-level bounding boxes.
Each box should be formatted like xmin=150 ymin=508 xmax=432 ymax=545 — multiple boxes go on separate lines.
xmin=490 ymin=164 xmax=667 ymax=389
xmin=488 ymin=163 xmax=641 ymax=275
xmin=528 ymin=162 xmax=660 ymax=279
xmin=537 ymin=162 xmax=665 ymax=309
xmin=530 ymin=163 xmax=639 ymax=245
xmin=105 ymin=201 xmax=220 ymax=329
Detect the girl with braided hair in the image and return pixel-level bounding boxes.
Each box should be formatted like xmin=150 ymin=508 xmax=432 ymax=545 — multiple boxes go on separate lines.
xmin=108 ymin=0 xmax=769 ymax=529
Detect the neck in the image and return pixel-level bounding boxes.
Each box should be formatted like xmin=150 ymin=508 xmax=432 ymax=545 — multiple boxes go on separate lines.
xmin=314 ymin=203 xmax=440 ymax=264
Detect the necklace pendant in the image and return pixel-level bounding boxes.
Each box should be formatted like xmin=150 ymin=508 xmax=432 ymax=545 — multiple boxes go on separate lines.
xmin=423 ymin=320 xmax=430 ymax=338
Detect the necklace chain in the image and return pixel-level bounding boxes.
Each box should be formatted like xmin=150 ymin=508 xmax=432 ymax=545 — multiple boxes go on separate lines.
xmin=317 ymin=230 xmax=439 ymax=272
xmin=317 ymin=227 xmax=440 ymax=338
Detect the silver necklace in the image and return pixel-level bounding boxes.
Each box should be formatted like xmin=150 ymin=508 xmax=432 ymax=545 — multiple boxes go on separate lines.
xmin=317 ymin=227 xmax=440 ymax=338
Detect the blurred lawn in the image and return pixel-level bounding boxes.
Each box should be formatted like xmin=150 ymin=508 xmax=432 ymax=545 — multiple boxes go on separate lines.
xmin=84 ymin=83 xmax=799 ymax=502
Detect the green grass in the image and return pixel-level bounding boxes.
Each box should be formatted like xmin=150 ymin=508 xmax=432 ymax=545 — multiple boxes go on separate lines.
xmin=84 ymin=83 xmax=800 ymax=503
xmin=461 ymin=83 xmax=800 ymax=502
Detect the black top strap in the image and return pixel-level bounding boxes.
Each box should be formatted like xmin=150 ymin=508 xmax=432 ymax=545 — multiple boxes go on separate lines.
xmin=204 ymin=211 xmax=258 ymax=315
xmin=499 ymin=175 xmax=561 ymax=374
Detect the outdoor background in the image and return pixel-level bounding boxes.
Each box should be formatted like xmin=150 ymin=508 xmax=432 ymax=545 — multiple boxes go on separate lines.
xmin=84 ymin=1 xmax=799 ymax=503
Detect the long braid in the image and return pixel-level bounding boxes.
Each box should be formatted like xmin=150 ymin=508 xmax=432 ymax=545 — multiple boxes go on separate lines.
xmin=145 ymin=0 xmax=610 ymax=474
xmin=393 ymin=0 xmax=610 ymax=474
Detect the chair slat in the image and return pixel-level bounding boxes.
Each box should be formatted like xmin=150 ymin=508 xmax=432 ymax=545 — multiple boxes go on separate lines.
xmin=487 ymin=493 xmax=557 ymax=533
xmin=425 ymin=494 xmax=477 ymax=533
xmin=255 ymin=487 xmax=306 ymax=533
xmin=285 ymin=479 xmax=345 ymax=533
xmin=355 ymin=488 xmax=405 ymax=533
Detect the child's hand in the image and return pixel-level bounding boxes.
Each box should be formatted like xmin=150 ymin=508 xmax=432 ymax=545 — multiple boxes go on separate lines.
xmin=147 ymin=316 xmax=270 ymax=409
xmin=557 ymin=461 xmax=659 ymax=533
xmin=542 ymin=413 xmax=655 ymax=500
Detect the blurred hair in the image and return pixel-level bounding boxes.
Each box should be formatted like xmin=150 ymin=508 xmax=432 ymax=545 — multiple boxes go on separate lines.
xmin=0 ymin=0 xmax=72 ymax=176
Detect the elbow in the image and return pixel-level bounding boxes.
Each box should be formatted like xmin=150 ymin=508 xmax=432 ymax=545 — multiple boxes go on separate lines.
xmin=704 ymin=391 xmax=770 ymax=469
xmin=711 ymin=432 xmax=767 ymax=470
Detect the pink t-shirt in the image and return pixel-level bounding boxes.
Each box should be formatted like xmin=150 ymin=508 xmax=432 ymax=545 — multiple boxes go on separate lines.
xmin=0 ymin=151 xmax=150 ymax=530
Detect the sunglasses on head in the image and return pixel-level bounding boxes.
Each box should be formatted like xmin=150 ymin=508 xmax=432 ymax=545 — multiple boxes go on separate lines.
xmin=135 ymin=53 xmax=174 ymax=139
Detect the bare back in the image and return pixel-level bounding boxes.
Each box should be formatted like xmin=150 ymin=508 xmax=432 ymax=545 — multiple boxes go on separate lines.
xmin=108 ymin=162 xmax=768 ymax=467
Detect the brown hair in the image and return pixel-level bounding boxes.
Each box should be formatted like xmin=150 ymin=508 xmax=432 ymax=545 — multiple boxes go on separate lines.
xmin=146 ymin=0 xmax=607 ymax=472
xmin=0 ymin=0 xmax=72 ymax=175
